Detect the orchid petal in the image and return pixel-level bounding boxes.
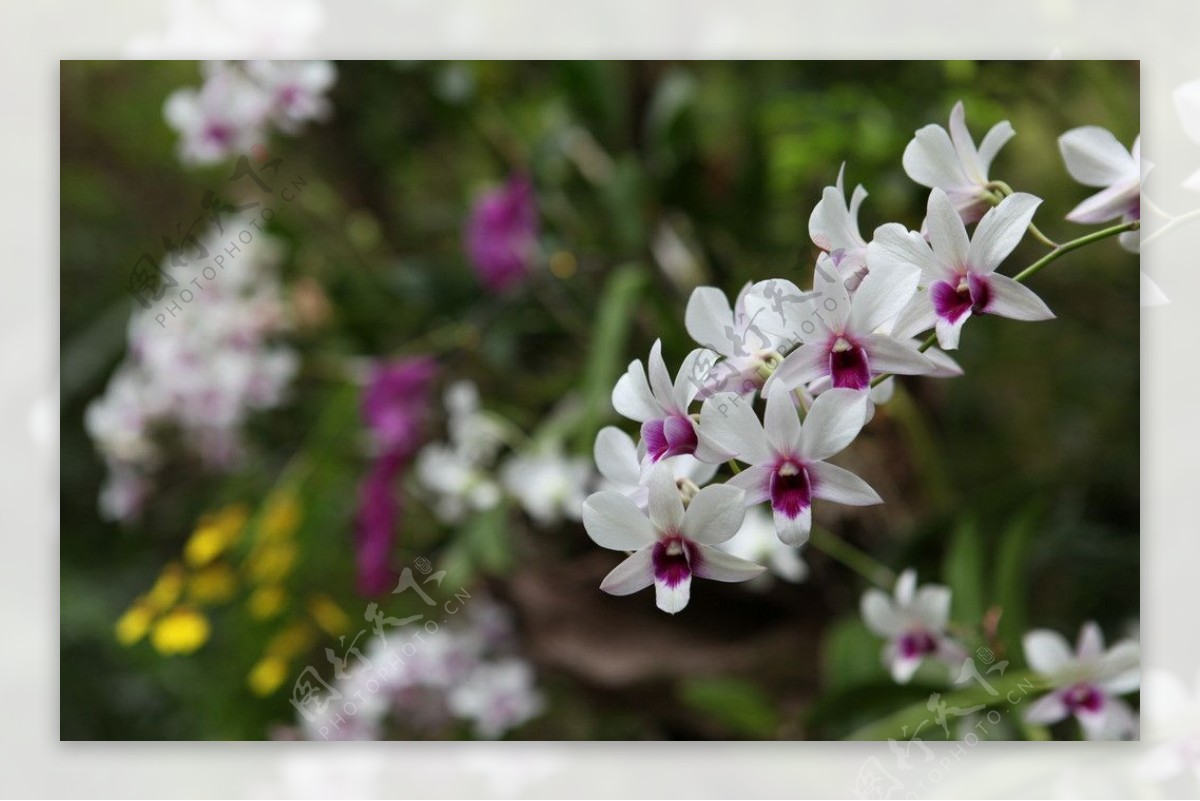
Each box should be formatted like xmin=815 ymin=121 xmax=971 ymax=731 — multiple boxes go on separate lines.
xmin=693 ymin=544 xmax=767 ymax=583
xmin=685 ymin=287 xmax=735 ymax=356
xmin=797 ymin=387 xmax=868 ymax=461
xmin=682 ymin=484 xmax=746 ymax=545
xmin=1059 ymin=126 xmax=1137 ymax=187
xmin=582 ymin=491 xmax=656 ymax=551
xmin=981 ymin=274 xmax=1055 ymax=321
xmin=764 ymin=381 xmax=803 ymax=454
xmin=1024 ymin=629 xmax=1076 ymax=676
xmin=599 ymin=548 xmax=655 ymax=595
xmin=699 ymin=393 xmax=771 ymax=465
xmin=726 ymin=463 xmax=773 ymax=506
xmin=808 ymin=461 xmax=881 ymax=506
xmin=967 ymin=192 xmax=1042 ymax=274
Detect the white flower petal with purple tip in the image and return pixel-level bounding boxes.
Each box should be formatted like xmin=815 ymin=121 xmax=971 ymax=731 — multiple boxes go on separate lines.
xmin=1022 ymin=621 xmax=1141 ymax=740
xmin=768 ymin=256 xmax=933 ymax=391
xmin=593 ymin=426 xmax=717 ymax=510
xmin=861 ymin=568 xmax=964 ymax=685
xmin=685 ymin=284 xmax=786 ymax=397
xmin=809 ymin=165 xmax=871 ymax=289
xmin=902 ymin=100 xmax=1015 ymax=223
xmin=611 ymin=339 xmax=728 ymax=463
xmin=582 ymin=462 xmax=763 ymax=615
xmin=872 ymin=188 xmax=1053 ymax=352
xmin=1059 ymin=125 xmax=1144 ymax=254
xmin=702 ymin=383 xmax=878 ymax=546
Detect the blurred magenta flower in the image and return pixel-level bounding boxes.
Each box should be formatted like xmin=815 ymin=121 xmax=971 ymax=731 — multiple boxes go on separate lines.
xmin=355 ymin=452 xmax=404 ymax=596
xmin=465 ymin=175 xmax=538 ymax=291
xmin=356 ymin=357 xmax=437 ymax=595
xmin=362 ymin=357 xmax=438 ymax=455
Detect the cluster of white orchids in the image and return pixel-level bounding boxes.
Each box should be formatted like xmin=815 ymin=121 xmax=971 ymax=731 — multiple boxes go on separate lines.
xmin=580 ymin=102 xmax=1141 ymax=736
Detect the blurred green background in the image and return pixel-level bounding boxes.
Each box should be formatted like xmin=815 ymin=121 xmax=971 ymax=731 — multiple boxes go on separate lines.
xmin=60 ymin=61 xmax=1138 ymax=740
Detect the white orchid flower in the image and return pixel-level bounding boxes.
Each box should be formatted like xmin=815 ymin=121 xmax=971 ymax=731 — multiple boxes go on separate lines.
xmin=593 ymin=426 xmax=717 ymax=510
xmin=685 ymin=283 xmax=788 ymax=398
xmin=1023 ymin=621 xmax=1140 ymax=740
xmin=163 ymin=62 xmax=271 ymax=166
xmin=611 ymin=339 xmax=728 ymax=463
xmin=809 ymin=165 xmax=870 ymax=289
xmin=245 ymin=60 xmax=336 ymax=133
xmin=872 ymin=188 xmax=1053 ymax=351
xmin=500 ymin=448 xmax=591 ymax=526
xmin=582 ymin=461 xmax=763 ymax=614
xmin=1059 ymin=126 xmax=1144 ymax=252
xmin=903 ymin=100 xmax=1015 ymax=224
xmin=861 ymin=569 xmax=966 ymax=684
xmin=699 ymin=384 xmax=879 ymax=545
xmin=752 ymin=255 xmax=933 ymax=392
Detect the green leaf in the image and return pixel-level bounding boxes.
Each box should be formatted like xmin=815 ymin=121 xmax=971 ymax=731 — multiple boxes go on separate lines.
xmin=994 ymin=506 xmax=1041 ymax=660
xmin=464 ymin=502 xmax=513 ymax=575
xmin=573 ymin=264 xmax=647 ymax=453
xmin=821 ymin=616 xmax=890 ymax=692
xmin=845 ymin=671 xmax=1046 ymax=741
xmin=678 ymin=676 xmax=779 ymax=738
xmin=942 ymin=517 xmax=986 ymax=628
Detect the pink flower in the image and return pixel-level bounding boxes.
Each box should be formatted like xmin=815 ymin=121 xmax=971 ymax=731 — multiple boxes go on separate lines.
xmin=465 ymin=175 xmax=538 ymax=292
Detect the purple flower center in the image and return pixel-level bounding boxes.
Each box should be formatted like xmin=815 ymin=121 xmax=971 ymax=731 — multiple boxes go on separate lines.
xmin=770 ymin=458 xmax=811 ymax=519
xmin=641 ymin=415 xmax=698 ymax=462
xmin=1063 ymin=683 xmax=1105 ymax=714
xmin=203 ymin=122 xmax=234 ymax=146
xmin=828 ymin=336 xmax=871 ymax=390
xmin=278 ymin=85 xmax=300 ymax=108
xmin=897 ymin=630 xmax=939 ymax=659
xmin=932 ymin=272 xmax=991 ymax=323
xmin=652 ymin=535 xmax=698 ymax=588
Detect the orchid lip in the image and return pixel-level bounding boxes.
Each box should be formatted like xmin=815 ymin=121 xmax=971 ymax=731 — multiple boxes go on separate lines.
xmin=1063 ymin=682 xmax=1106 ymax=714
xmin=827 ymin=336 xmax=871 ymax=390
xmin=770 ymin=457 xmax=812 ymax=519
xmin=897 ymin=630 xmax=939 ymax=659
xmin=641 ymin=415 xmax=699 ymax=462
xmin=652 ymin=534 xmax=698 ymax=588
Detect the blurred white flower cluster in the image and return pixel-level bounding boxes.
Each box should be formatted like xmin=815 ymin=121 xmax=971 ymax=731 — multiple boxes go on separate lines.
xmin=298 ymin=598 xmax=544 ymax=740
xmin=85 ymin=221 xmax=297 ymax=521
xmin=416 ymin=381 xmax=594 ymax=528
xmin=164 ymin=60 xmax=336 ymax=166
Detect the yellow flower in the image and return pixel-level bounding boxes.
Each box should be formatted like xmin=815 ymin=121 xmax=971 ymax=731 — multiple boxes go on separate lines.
xmin=185 ymin=504 xmax=248 ymax=567
xmin=150 ymin=607 xmax=210 ymax=655
xmin=308 ymin=594 xmax=352 ymax=638
xmin=114 ymin=600 xmax=155 ymax=646
xmin=187 ymin=563 xmax=237 ymax=604
xmin=146 ymin=563 xmax=185 ymax=611
xmin=247 ymin=656 xmax=289 ymax=696
xmin=260 ymin=492 xmax=302 ymax=541
xmin=267 ymin=621 xmax=315 ymax=660
xmin=247 ymin=542 xmax=297 ymax=584
xmin=247 ymin=584 xmax=288 ymax=620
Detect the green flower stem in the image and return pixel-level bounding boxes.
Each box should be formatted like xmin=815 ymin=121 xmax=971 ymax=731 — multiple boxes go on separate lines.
xmin=985 ymin=179 xmax=1058 ymax=247
xmin=1012 ymin=218 xmax=1139 ymax=283
xmin=809 ymin=526 xmax=896 ymax=590
xmin=727 ymin=460 xmax=742 ymax=475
